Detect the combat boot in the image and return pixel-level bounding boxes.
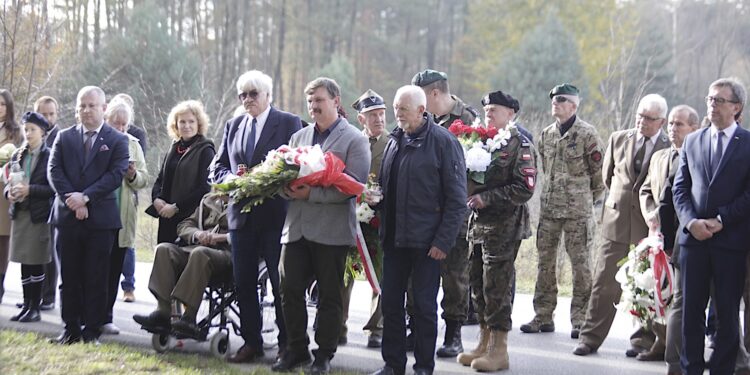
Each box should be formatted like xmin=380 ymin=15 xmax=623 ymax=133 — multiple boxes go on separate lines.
xmin=471 ymin=330 xmax=509 ymax=372
xmin=457 ymin=325 xmax=489 ymax=366
xmin=437 ymin=320 xmax=463 ymax=357
xmin=519 ymin=317 xmax=554 ymax=333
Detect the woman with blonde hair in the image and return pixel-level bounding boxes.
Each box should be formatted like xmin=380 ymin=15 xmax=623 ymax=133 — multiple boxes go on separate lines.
xmin=149 ymin=100 xmax=215 ymax=244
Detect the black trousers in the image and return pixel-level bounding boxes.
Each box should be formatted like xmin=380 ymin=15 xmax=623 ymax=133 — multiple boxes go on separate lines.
xmin=105 ymin=242 xmax=127 ymax=324
xmin=381 ymin=245 xmax=441 ymax=373
xmin=280 ymin=238 xmax=348 ymax=358
xmin=57 ymin=225 xmax=115 ymax=340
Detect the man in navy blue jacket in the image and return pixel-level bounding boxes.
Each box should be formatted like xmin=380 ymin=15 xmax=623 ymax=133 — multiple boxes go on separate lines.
xmin=673 ymin=77 xmax=750 ymax=374
xmin=48 ymin=86 xmax=129 ymax=344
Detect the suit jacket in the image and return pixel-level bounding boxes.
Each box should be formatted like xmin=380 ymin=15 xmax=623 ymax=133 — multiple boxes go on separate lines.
xmin=210 ymin=107 xmax=302 ymax=231
xmin=45 ymin=125 xmax=60 ymax=148
xmin=673 ymin=126 xmax=750 ymax=250
xmin=365 ymin=131 xmax=388 ymax=178
xmin=48 ymin=123 xmax=129 ymax=229
xmin=602 ymin=128 xmax=670 ymax=244
xmin=639 ymin=147 xmax=674 ymax=226
xmin=281 ymin=117 xmax=371 ymax=246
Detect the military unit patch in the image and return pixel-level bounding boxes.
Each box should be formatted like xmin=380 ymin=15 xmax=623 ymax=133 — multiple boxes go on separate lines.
xmin=591 ymin=151 xmax=602 ymax=162
xmin=521 ymin=153 xmax=532 ymax=161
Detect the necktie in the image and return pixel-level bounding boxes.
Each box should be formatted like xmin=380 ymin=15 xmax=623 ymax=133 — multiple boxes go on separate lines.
xmin=84 ymin=130 xmax=96 ymax=159
xmin=634 ymin=136 xmax=650 ymax=175
xmin=369 ymin=136 xmax=378 ymax=148
xmin=246 ymin=118 xmax=257 ymax=160
xmin=711 ymin=130 xmax=724 ymax=176
xmin=667 ymin=149 xmax=679 ymax=182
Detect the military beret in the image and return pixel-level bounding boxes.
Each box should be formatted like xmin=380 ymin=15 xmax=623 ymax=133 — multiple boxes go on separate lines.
xmin=481 ymin=90 xmax=517 ymax=111
xmin=351 ymin=89 xmax=386 ymax=113
xmin=411 ymin=69 xmax=448 ymax=87
xmin=549 ymin=83 xmax=579 ymax=99
xmin=21 ymin=111 xmax=51 ymax=132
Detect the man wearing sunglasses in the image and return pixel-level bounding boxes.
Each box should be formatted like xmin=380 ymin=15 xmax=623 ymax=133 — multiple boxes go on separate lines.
xmin=522 ymin=84 xmax=604 ymax=340
xmin=209 ymin=70 xmax=302 ymax=363
xmin=574 ymin=94 xmax=670 ymax=357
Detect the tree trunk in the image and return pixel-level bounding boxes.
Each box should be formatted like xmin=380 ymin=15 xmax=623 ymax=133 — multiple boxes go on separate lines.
xmin=274 ymin=0 xmax=287 ymax=109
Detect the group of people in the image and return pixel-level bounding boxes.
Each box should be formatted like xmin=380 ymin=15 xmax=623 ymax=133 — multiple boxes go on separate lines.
xmin=0 ymin=68 xmax=748 ymax=375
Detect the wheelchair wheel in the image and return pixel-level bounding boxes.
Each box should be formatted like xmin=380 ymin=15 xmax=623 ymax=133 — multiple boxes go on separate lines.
xmin=151 ymin=333 xmax=173 ymax=353
xmin=209 ymin=330 xmax=231 ymax=359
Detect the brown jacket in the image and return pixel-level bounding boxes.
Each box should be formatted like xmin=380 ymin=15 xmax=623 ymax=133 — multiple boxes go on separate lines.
xmin=601 ymin=129 xmax=669 ymax=244
xmin=639 ymin=147 xmax=676 ymax=227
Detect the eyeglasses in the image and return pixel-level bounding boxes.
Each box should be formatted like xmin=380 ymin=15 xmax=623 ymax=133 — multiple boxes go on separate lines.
xmin=705 ymin=95 xmax=739 ymax=105
xmin=238 ymin=90 xmax=261 ymax=101
xmin=637 ymin=113 xmax=662 ymax=122
xmin=552 ymin=96 xmax=569 ymax=103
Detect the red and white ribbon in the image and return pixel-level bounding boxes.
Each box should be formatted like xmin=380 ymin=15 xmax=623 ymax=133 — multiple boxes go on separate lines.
xmin=355 ymin=223 xmax=381 ymax=295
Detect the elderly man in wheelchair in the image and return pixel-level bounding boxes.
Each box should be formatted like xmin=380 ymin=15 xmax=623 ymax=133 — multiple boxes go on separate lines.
xmin=133 ymin=192 xmax=231 ymax=339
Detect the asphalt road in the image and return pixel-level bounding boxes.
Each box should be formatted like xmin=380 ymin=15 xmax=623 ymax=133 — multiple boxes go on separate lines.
xmin=0 ymin=261 xmax=665 ymax=374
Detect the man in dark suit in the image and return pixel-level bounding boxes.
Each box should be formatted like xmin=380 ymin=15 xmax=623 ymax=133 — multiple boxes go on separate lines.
xmin=210 ymin=70 xmax=302 ymax=363
xmin=673 ymin=77 xmax=750 ymax=374
xmin=574 ymin=94 xmax=671 ymax=356
xmin=47 ymin=86 xmax=129 ymax=344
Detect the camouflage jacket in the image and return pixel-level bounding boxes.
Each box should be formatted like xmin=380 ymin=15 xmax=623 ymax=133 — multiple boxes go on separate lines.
xmin=469 ymin=126 xmax=537 ymax=241
xmin=435 ymin=95 xmax=478 ymax=129
xmin=539 ymin=117 xmax=604 ymax=219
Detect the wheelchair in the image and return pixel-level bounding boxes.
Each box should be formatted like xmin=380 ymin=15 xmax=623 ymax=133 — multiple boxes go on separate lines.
xmin=144 ymin=260 xmax=277 ymax=358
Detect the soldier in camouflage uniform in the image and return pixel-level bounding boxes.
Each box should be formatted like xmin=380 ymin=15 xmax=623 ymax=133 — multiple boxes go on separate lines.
xmin=457 ymin=90 xmax=537 ymax=372
xmin=520 ymin=84 xmax=604 ymax=339
xmin=412 ymin=69 xmax=478 ymax=357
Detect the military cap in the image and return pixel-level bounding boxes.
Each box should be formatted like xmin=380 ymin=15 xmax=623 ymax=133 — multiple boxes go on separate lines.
xmin=481 ymin=90 xmax=517 ymax=111
xmin=351 ymin=89 xmax=386 ymax=113
xmin=21 ymin=111 xmax=51 ymax=133
xmin=549 ymin=83 xmax=580 ymax=99
xmin=411 ymin=69 xmax=448 ymax=87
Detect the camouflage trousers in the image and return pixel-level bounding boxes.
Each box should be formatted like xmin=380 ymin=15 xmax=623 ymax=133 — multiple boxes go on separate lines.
xmin=469 ymin=225 xmax=521 ymax=332
xmin=440 ymin=234 xmax=471 ymax=322
xmin=532 ymin=216 xmax=592 ymax=325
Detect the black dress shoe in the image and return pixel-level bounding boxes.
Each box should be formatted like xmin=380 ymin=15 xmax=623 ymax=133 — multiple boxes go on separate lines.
xmin=50 ymin=331 xmax=81 ymax=345
xmin=172 ymin=317 xmax=202 ymax=339
xmin=40 ymin=301 xmax=55 ymax=311
xmin=227 ymin=345 xmax=264 ymax=363
xmin=10 ymin=306 xmax=29 ymax=321
xmin=133 ymin=311 xmax=171 ymax=330
xmin=271 ymin=350 xmax=312 ymax=372
xmin=367 ymin=335 xmax=382 ymax=348
xmin=308 ymin=356 xmax=331 ymax=374
xmin=625 ymin=346 xmax=647 ymax=358
xmin=16 ymin=302 xmax=24 ymax=308
xmin=571 ymin=325 xmax=581 ymax=339
xmin=573 ymin=343 xmax=596 ymax=356
xmin=18 ymin=308 xmax=40 ymax=323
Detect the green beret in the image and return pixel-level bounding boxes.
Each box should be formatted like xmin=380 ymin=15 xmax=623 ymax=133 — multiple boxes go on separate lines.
xmin=549 ymin=83 xmax=579 ymax=99
xmin=411 ymin=69 xmax=448 ymax=87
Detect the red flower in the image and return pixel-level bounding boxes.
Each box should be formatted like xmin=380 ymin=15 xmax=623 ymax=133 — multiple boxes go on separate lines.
xmin=370 ymin=216 xmax=380 ymax=228
xmin=448 ymin=120 xmax=466 ymax=137
xmin=629 ymin=309 xmax=639 ymax=317
xmin=475 ymin=126 xmax=487 ymax=139
xmin=486 ymin=126 xmax=498 ymax=139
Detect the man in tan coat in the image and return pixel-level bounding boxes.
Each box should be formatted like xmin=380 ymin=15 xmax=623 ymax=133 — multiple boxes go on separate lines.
xmin=574 ymin=94 xmax=670 ymax=356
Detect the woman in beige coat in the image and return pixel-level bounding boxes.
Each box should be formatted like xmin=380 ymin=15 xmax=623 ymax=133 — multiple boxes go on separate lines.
xmin=0 ymin=89 xmax=25 ymax=304
xmin=102 ymin=100 xmax=149 ymax=334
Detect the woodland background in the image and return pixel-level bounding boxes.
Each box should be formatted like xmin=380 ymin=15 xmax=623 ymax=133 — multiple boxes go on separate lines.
xmin=2 ymin=1 xmax=748 ymax=282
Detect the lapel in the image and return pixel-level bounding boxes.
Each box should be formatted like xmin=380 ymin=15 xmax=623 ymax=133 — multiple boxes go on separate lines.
xmin=321 ymin=120 xmax=345 ymax=152
xmin=624 ymin=129 xmax=638 ymax=180
xmin=635 ymin=130 xmax=668 ymax=187
xmin=711 ymin=127 xmax=745 ymax=184
xmin=372 ymin=134 xmax=387 ymax=159
xmin=252 ymin=107 xmax=279 ymax=165
xmin=699 ymin=128 xmax=712 ymax=183
xmin=83 ymin=124 xmax=110 ymax=170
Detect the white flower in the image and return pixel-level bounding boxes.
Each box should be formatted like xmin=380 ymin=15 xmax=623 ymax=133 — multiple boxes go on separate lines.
xmin=465 ymin=144 xmax=492 ymax=172
xmin=356 ymin=202 xmax=375 ymax=223
xmin=634 ymin=268 xmax=655 ymax=291
xmin=489 ymin=129 xmax=511 ymax=152
xmin=615 ymin=261 xmax=631 ymax=286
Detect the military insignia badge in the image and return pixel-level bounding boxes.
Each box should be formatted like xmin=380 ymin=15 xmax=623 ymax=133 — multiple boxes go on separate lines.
xmin=591 ymin=151 xmax=602 ymax=162
xmin=521 ymin=167 xmax=536 ymax=189
xmin=521 ymin=153 xmax=532 ymax=161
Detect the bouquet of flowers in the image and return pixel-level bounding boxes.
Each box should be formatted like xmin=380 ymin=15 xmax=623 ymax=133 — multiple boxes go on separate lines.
xmin=0 ymin=143 xmax=17 ymax=165
xmin=213 ymin=144 xmax=365 ymax=212
xmin=615 ymin=232 xmax=674 ymax=326
xmin=448 ymin=119 xmax=512 ymax=184
xmin=348 ymin=175 xmax=383 ymax=294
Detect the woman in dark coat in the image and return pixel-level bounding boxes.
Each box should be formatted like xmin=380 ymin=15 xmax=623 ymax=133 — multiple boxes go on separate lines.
xmin=150 ymin=100 xmax=215 ymax=244
xmin=6 ymin=112 xmax=54 ymax=322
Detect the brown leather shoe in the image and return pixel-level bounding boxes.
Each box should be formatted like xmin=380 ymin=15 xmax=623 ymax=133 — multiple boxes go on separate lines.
xmin=635 ymin=349 xmax=665 ymax=361
xmin=227 ymin=345 xmax=263 ymax=363
xmin=572 ymin=343 xmax=596 ymax=356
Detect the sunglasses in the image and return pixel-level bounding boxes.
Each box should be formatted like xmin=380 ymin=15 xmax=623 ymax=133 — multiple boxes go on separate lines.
xmin=238 ymin=90 xmax=261 ymax=101
xmin=552 ymin=96 xmax=569 ymax=103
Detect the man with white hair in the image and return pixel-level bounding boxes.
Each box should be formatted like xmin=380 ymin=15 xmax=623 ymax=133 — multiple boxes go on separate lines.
xmin=574 ymin=94 xmax=670 ymax=356
xmin=369 ymin=85 xmax=467 ymax=375
xmin=210 ymin=70 xmax=302 ymax=363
